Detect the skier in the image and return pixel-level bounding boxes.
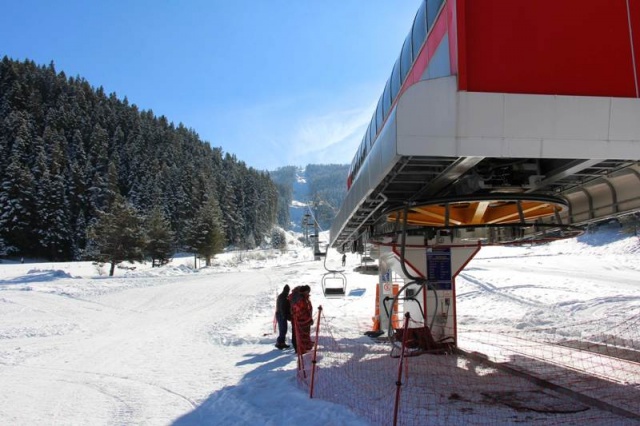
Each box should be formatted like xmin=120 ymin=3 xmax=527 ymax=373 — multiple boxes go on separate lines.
xmin=275 ymin=285 xmax=291 ymax=349
xmin=341 ymin=253 xmax=346 ymax=267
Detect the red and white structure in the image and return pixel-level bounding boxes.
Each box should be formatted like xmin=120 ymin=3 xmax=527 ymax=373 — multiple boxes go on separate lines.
xmin=330 ymin=0 xmax=640 ymax=345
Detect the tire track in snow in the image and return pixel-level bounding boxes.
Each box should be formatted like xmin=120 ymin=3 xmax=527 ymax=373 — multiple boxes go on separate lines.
xmin=7 ymin=363 xmax=198 ymax=407
xmin=458 ymin=272 xmax=546 ymax=308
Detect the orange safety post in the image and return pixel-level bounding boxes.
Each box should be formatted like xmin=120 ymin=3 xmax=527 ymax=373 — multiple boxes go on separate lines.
xmin=391 ymin=284 xmax=400 ymax=329
xmin=272 ymin=288 xmax=278 ymax=334
xmin=371 ymin=284 xmax=380 ymax=331
xmin=374 ymin=283 xmax=402 ymax=332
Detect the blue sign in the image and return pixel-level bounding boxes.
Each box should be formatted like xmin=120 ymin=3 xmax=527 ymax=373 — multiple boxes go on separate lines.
xmin=381 ymin=268 xmax=391 ymax=283
xmin=426 ymin=249 xmax=452 ymax=290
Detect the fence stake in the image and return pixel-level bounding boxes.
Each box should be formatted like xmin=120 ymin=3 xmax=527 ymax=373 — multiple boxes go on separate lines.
xmin=309 ymin=305 xmax=323 ymax=398
xmin=393 ymin=312 xmax=411 ymax=426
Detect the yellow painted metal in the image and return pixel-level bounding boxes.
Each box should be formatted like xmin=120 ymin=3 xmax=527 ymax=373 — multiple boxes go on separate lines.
xmin=387 ymin=199 xmax=565 ymax=227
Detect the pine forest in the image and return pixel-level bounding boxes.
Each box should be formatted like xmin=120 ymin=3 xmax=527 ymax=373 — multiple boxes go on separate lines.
xmin=0 ymin=57 xmax=279 ymax=263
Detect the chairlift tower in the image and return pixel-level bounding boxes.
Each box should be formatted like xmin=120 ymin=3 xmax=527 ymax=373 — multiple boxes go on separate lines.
xmin=312 ymin=221 xmax=324 ymax=261
xmin=302 ymin=212 xmax=311 ymax=247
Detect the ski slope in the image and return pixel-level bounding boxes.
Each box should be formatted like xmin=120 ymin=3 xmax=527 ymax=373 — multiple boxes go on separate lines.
xmin=0 ymin=229 xmax=638 ymax=424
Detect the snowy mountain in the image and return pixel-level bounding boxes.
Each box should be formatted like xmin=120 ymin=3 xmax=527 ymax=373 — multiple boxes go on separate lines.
xmin=271 ymin=164 xmax=348 ymax=232
xmin=289 ymin=168 xmax=312 ymax=232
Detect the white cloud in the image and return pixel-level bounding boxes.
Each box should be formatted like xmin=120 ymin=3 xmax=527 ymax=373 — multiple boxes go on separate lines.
xmin=292 ymin=106 xmax=370 ymax=163
xmin=194 ymin=82 xmax=382 ymax=170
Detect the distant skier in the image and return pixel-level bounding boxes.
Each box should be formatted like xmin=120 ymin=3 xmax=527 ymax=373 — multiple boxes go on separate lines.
xmin=341 ymin=253 xmax=346 ymax=267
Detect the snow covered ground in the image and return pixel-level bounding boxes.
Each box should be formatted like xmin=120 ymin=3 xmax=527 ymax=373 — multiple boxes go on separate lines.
xmin=0 ymin=229 xmax=638 ymax=425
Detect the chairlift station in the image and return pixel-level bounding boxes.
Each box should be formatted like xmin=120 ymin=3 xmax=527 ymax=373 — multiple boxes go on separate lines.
xmin=329 ymin=0 xmax=640 ymax=343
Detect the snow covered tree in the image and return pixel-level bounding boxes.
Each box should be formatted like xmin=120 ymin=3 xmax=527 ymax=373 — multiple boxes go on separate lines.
xmin=0 ymin=140 xmax=37 ymax=255
xmin=86 ymin=124 xmax=112 ymax=214
xmin=145 ymin=207 xmax=175 ymax=267
xmin=184 ymin=197 xmax=225 ymax=267
xmin=271 ymin=228 xmax=287 ymax=251
xmin=86 ymin=195 xmax=147 ymax=276
xmin=16 ymin=126 xmax=74 ymax=260
xmin=33 ymin=137 xmax=72 ymax=260
xmin=0 ymin=236 xmax=8 ymax=258
xmin=220 ymin=155 xmax=244 ymax=247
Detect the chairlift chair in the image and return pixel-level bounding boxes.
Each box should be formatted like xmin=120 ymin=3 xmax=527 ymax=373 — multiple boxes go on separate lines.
xmin=322 ymin=271 xmax=347 ymax=297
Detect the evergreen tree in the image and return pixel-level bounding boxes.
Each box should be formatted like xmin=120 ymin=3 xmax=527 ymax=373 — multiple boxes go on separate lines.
xmin=271 ymin=227 xmax=287 ymax=251
xmin=145 ymin=207 xmax=175 ymax=266
xmin=184 ymin=197 xmax=225 ymax=266
xmin=87 ymin=124 xmax=111 ymax=214
xmin=220 ymin=154 xmax=244 ymax=246
xmin=268 ymin=166 xmax=297 ymax=229
xmin=33 ymin=135 xmax=72 ymax=260
xmin=86 ymin=195 xmax=146 ymax=276
xmin=0 ymin=236 xmax=7 ymax=257
xmin=274 ymin=181 xmax=292 ymax=229
xmin=0 ymin=144 xmax=37 ymax=255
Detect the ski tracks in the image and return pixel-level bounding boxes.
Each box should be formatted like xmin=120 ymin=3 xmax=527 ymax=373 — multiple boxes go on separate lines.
xmin=458 ymin=272 xmax=546 ymax=309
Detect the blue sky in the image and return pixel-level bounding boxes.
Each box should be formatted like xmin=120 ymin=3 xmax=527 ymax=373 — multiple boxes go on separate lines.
xmin=1 ymin=1 xmax=422 ymax=171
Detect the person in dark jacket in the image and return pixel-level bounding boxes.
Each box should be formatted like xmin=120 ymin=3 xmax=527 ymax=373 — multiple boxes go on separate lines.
xmin=289 ymin=285 xmax=313 ymax=354
xmin=275 ymin=285 xmax=292 ymax=349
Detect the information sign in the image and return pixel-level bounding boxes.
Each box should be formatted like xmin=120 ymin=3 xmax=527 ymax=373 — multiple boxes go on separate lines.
xmin=426 ymin=249 xmax=452 ymax=290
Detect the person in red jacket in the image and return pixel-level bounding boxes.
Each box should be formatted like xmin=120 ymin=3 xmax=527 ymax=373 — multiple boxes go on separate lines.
xmin=289 ymin=285 xmax=313 ymax=354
